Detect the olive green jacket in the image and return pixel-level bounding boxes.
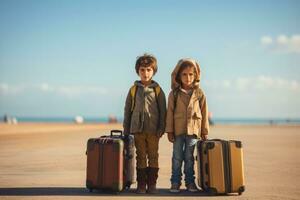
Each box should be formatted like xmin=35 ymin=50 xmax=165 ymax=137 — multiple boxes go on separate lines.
xmin=123 ymin=80 xmax=166 ymax=135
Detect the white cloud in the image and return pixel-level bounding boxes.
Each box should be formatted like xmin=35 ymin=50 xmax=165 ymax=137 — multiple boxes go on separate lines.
xmin=290 ymin=35 xmax=300 ymax=53
xmin=236 ymin=78 xmax=251 ymax=91
xmin=0 ymin=83 xmax=108 ymax=97
xmin=205 ymin=76 xmax=300 ymax=92
xmin=222 ymin=80 xmax=231 ymax=88
xmin=277 ymin=35 xmax=288 ymax=45
xmin=39 ymin=83 xmax=54 ymax=92
xmin=256 ymin=75 xmax=274 ymax=89
xmin=206 ymin=76 xmax=300 ymax=118
xmin=0 ymin=83 xmax=9 ymax=92
xmin=0 ymin=83 xmax=26 ymax=95
xmin=261 ymin=34 xmax=300 ymax=54
xmin=256 ymin=76 xmax=300 ymax=91
xmin=291 ymin=80 xmax=299 ymax=90
xmin=261 ymin=36 xmax=273 ymax=45
xmin=57 ymin=86 xmax=107 ymax=97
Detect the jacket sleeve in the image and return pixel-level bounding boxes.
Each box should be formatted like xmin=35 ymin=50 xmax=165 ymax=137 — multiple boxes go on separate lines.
xmin=157 ymin=88 xmax=167 ymax=134
xmin=165 ymin=92 xmax=174 ymax=133
xmin=200 ymin=94 xmax=209 ymax=136
xmin=123 ymin=89 xmax=132 ymax=135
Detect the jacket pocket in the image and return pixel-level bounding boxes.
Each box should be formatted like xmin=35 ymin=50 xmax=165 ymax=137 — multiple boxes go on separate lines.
xmin=192 ymin=112 xmax=202 ymax=133
xmin=192 ymin=112 xmax=202 ymax=119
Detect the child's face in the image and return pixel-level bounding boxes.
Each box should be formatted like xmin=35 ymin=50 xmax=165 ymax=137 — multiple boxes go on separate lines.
xmin=138 ymin=66 xmax=154 ymax=85
xmin=180 ymin=67 xmax=195 ymax=89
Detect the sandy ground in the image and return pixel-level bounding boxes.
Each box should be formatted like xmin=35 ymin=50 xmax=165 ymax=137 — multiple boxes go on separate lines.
xmin=0 ymin=123 xmax=299 ymax=200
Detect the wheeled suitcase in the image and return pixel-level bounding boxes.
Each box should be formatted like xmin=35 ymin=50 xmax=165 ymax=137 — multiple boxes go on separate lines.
xmin=86 ymin=130 xmax=135 ymax=192
xmin=196 ymin=139 xmax=245 ymax=195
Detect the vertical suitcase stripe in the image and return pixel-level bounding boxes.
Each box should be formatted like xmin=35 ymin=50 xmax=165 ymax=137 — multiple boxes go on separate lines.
xmin=207 ymin=141 xmax=226 ymax=193
xmin=97 ymin=139 xmax=104 ymax=188
xmin=197 ymin=141 xmax=204 ymax=189
xmin=223 ymin=141 xmax=232 ymax=194
xmin=229 ymin=141 xmax=245 ymax=194
xmin=86 ymin=139 xmax=100 ymax=188
xmin=112 ymin=139 xmax=123 ymax=191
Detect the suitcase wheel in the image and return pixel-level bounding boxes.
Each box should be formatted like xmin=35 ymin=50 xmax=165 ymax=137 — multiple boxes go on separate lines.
xmin=207 ymin=188 xmax=217 ymax=196
xmin=124 ymin=182 xmax=131 ymax=190
xmin=238 ymin=186 xmax=245 ymax=195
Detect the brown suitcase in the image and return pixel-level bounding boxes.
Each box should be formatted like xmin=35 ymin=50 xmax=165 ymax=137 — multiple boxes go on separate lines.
xmin=86 ymin=130 xmax=135 ymax=192
xmin=196 ymin=139 xmax=245 ymax=195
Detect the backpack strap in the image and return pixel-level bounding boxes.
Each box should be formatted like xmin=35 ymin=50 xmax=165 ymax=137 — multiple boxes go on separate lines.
xmin=154 ymin=86 xmax=161 ymax=97
xmin=154 ymin=86 xmax=161 ymax=129
xmin=130 ymin=85 xmax=161 ymax=112
xmin=173 ymin=88 xmax=180 ymax=110
xmin=173 ymin=87 xmax=202 ymax=110
xmin=154 ymin=86 xmax=161 ymax=115
xmin=130 ymin=85 xmax=137 ymax=112
xmin=195 ymin=88 xmax=203 ymax=110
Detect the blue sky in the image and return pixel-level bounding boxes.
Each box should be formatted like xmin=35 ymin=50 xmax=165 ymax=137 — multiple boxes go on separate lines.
xmin=1 ymin=0 xmax=300 ymax=118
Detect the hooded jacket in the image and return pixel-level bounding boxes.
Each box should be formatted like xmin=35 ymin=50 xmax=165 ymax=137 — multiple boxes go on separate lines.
xmin=165 ymin=58 xmax=209 ymax=137
xmin=123 ymin=80 xmax=166 ymax=135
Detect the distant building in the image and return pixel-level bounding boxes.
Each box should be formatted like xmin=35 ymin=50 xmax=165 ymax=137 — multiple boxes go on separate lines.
xmin=11 ymin=117 xmax=18 ymax=124
xmin=108 ymin=115 xmax=118 ymax=123
xmin=3 ymin=114 xmax=18 ymax=124
xmin=3 ymin=114 xmax=9 ymax=123
xmin=74 ymin=116 xmax=84 ymax=124
xmin=208 ymin=112 xmax=214 ymax=126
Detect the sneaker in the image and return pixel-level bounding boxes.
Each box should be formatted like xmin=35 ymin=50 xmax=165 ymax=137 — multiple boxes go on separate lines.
xmin=186 ymin=183 xmax=198 ymax=192
xmin=170 ymin=183 xmax=180 ymax=193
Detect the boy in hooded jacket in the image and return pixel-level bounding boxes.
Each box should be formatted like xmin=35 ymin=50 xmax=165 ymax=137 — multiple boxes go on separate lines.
xmin=123 ymin=54 xmax=166 ymax=194
xmin=165 ymin=58 xmax=209 ymax=193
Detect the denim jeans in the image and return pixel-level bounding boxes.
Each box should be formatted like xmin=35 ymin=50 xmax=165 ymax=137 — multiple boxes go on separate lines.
xmin=170 ymin=134 xmax=197 ymax=186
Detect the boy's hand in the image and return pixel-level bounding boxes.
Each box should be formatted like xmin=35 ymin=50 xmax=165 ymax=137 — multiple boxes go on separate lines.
xmin=123 ymin=131 xmax=129 ymax=137
xmin=157 ymin=132 xmax=164 ymax=138
xmin=167 ymin=132 xmax=175 ymax=143
xmin=201 ymin=134 xmax=208 ymax=141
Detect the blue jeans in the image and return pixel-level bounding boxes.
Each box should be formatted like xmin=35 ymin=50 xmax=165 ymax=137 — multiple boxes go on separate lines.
xmin=171 ymin=134 xmax=197 ymax=186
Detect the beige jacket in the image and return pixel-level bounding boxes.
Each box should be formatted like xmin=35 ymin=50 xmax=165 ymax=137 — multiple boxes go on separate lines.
xmin=165 ymin=58 xmax=209 ymax=137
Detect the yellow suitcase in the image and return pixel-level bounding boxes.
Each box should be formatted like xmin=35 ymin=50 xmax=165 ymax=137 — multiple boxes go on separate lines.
xmin=196 ymin=139 xmax=245 ymax=195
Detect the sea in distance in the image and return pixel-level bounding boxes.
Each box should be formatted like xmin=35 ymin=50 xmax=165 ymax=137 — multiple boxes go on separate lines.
xmin=6 ymin=116 xmax=300 ymax=125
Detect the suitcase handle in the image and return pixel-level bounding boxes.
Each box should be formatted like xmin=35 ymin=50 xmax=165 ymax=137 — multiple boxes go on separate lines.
xmin=110 ymin=129 xmax=123 ymax=136
xmin=210 ymin=139 xmax=223 ymax=141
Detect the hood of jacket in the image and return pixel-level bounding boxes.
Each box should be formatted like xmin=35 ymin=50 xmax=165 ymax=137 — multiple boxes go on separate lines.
xmin=171 ymin=58 xmax=201 ymax=90
xmin=134 ymin=80 xmax=159 ymax=88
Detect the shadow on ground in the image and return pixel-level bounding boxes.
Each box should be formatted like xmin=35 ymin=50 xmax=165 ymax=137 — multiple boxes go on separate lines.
xmin=0 ymin=187 xmax=236 ymax=196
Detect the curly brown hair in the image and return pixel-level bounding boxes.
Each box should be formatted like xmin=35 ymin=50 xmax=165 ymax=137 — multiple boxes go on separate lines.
xmin=135 ymin=53 xmax=158 ymax=75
